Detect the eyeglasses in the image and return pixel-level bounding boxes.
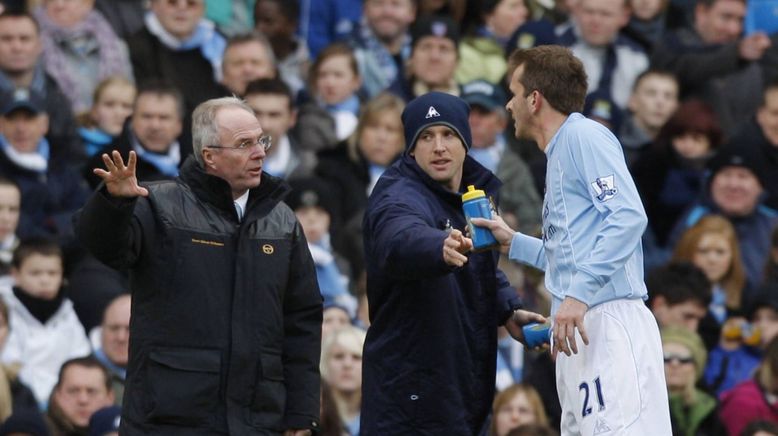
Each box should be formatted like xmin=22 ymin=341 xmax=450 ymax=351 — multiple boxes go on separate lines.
xmin=206 ymin=135 xmax=272 ymax=152
xmin=663 ymin=354 xmax=694 ymax=365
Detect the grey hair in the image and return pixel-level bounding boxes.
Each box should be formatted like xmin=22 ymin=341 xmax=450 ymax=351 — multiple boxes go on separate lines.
xmin=191 ymin=96 xmax=255 ymax=166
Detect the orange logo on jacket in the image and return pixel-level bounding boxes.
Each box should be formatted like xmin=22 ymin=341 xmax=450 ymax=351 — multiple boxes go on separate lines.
xmin=262 ymin=244 xmax=274 ymax=254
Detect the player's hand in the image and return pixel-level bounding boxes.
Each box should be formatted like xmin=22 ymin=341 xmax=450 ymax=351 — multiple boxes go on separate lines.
xmin=739 ymin=32 xmax=771 ymax=61
xmin=469 ymin=214 xmax=515 ymax=254
xmin=553 ymin=297 xmax=589 ymax=358
xmin=93 ymin=150 xmax=149 ymax=198
xmin=443 ymin=229 xmax=472 ymax=267
xmin=505 ymin=309 xmax=548 ymax=348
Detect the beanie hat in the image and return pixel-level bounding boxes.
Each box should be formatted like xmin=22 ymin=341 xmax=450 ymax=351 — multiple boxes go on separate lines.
xmin=89 ymin=406 xmax=121 ymax=436
xmin=707 ymin=145 xmax=767 ymax=188
xmin=410 ymin=15 xmax=460 ymax=50
xmin=660 ymin=326 xmax=707 ymax=380
xmin=284 ymin=176 xmax=339 ymax=221
xmin=401 ymin=91 xmax=471 ymax=153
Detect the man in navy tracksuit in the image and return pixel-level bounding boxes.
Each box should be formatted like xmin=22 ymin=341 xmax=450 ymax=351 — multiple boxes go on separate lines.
xmin=360 ymin=92 xmax=545 ymax=435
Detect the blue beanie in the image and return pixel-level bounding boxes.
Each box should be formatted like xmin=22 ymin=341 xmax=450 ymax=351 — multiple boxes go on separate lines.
xmin=401 ymin=92 xmax=471 ymax=153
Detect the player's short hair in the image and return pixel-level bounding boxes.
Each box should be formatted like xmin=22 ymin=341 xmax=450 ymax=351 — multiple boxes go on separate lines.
xmin=506 ymin=45 xmax=587 ymax=115
xmin=646 ymin=262 xmax=712 ymax=307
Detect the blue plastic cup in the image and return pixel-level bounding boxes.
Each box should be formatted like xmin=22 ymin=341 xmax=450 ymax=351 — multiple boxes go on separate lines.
xmin=522 ymin=322 xmax=551 ymax=348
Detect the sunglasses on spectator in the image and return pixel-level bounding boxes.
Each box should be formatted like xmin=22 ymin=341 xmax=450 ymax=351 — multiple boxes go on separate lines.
xmin=663 ymin=354 xmax=694 ymax=365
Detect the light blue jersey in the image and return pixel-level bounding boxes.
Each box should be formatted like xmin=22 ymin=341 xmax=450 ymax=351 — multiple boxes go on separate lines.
xmin=509 ymin=113 xmax=648 ymax=311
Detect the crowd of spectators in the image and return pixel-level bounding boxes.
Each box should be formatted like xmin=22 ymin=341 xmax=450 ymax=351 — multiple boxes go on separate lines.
xmin=0 ymin=0 xmax=774 ymax=434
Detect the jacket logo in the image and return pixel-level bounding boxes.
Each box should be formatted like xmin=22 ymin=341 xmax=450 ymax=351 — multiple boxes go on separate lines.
xmin=425 ymin=106 xmax=441 ymax=119
xmin=191 ymin=238 xmax=224 ymax=247
xmin=591 ymin=175 xmax=618 ymax=202
xmin=262 ymin=244 xmax=274 ymax=254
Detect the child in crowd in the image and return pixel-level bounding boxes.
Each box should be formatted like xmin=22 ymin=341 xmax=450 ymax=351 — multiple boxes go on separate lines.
xmin=0 ymin=238 xmax=90 ymax=408
xmin=310 ymin=43 xmax=362 ymax=142
xmin=322 ymin=301 xmax=352 ymax=340
xmin=0 ymin=178 xmax=20 ymax=280
xmin=285 ymin=177 xmax=357 ymax=319
xmin=77 ymin=77 xmax=136 ymax=158
xmin=490 ymin=383 xmax=549 ymax=436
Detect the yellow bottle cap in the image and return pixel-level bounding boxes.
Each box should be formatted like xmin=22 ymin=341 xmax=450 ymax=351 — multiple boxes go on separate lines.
xmin=462 ymin=185 xmax=486 ymax=202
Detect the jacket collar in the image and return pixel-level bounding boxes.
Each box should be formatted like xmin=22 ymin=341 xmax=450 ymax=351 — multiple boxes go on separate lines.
xmin=178 ymin=156 xmax=290 ymax=218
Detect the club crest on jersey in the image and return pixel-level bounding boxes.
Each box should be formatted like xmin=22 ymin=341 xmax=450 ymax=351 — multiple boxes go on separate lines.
xmin=425 ymin=106 xmax=441 ymax=119
xmin=591 ymin=175 xmax=618 ymax=201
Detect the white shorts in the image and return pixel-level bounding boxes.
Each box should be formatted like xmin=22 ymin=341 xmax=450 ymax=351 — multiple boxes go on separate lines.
xmin=553 ymin=299 xmax=671 ymax=436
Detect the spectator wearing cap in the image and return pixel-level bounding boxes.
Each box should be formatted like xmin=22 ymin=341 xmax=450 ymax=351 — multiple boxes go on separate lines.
xmin=728 ymin=79 xmax=778 ymax=211
xmin=557 ymin=0 xmax=649 ymax=111
xmin=87 ymin=405 xmax=120 ymax=436
xmin=661 ymin=326 xmax=725 ymax=436
xmin=82 ymin=82 xmax=185 ymax=190
xmin=285 ymin=176 xmax=356 ymax=323
xmin=650 ymin=0 xmax=776 ymax=135
xmin=127 ymin=0 xmax=227 ymax=121
xmin=349 ymin=0 xmax=416 ymax=98
xmin=387 ymin=15 xmax=461 ymax=102
xmin=667 ymin=146 xmax=778 ymax=289
xmin=0 ymin=88 xmax=88 ymax=240
xmin=462 ymin=79 xmax=541 ymax=236
xmin=0 ymin=11 xmax=81 ymax=162
xmin=361 ymin=91 xmax=544 ymax=433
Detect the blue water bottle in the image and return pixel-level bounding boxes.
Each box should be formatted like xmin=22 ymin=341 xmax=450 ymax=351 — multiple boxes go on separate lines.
xmin=462 ymin=185 xmax=498 ymax=252
xmin=522 ymin=322 xmax=552 ymax=348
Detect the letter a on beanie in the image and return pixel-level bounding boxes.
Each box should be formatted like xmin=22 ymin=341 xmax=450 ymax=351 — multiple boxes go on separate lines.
xmin=402 ymin=92 xmax=472 ymax=153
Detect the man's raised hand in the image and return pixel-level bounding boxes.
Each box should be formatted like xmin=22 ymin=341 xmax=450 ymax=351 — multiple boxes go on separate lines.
xmin=94 ymin=150 xmax=149 ymax=198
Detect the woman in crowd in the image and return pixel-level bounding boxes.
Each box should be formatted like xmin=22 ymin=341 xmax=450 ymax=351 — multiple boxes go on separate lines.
xmin=490 ymin=383 xmax=549 ymax=436
xmin=320 ymin=325 xmax=366 ymax=436
xmin=77 ymin=76 xmax=136 ymax=159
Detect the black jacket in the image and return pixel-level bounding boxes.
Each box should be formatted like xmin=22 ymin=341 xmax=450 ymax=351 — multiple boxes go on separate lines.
xmin=76 ymin=157 xmax=322 ymax=435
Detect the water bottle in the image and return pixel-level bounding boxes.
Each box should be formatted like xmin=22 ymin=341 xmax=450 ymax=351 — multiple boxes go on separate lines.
xmin=462 ymin=185 xmax=498 ymax=252
xmin=522 ymin=322 xmax=552 ymax=348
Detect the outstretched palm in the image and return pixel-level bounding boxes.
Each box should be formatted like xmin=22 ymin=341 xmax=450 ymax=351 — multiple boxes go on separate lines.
xmin=93 ymin=150 xmax=149 ymax=198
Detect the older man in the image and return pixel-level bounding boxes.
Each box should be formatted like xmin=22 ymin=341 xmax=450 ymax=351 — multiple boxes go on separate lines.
xmin=76 ymin=96 xmax=322 ymax=435
xmin=92 ymin=294 xmax=130 ymax=406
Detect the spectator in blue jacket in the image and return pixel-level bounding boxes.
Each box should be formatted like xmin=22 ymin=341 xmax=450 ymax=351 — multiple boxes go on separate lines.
xmin=361 ymin=91 xmax=545 ymax=434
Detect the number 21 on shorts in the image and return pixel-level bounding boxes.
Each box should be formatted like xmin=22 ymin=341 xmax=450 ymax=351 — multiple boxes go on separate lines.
xmin=579 ymin=376 xmax=605 ymax=417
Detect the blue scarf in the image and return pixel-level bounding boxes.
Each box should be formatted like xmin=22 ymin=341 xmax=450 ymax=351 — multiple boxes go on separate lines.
xmin=130 ymin=133 xmax=180 ymax=177
xmin=78 ymin=127 xmax=114 ymax=157
xmin=144 ymin=12 xmax=226 ymax=81
xmin=323 ymin=94 xmax=360 ymax=116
